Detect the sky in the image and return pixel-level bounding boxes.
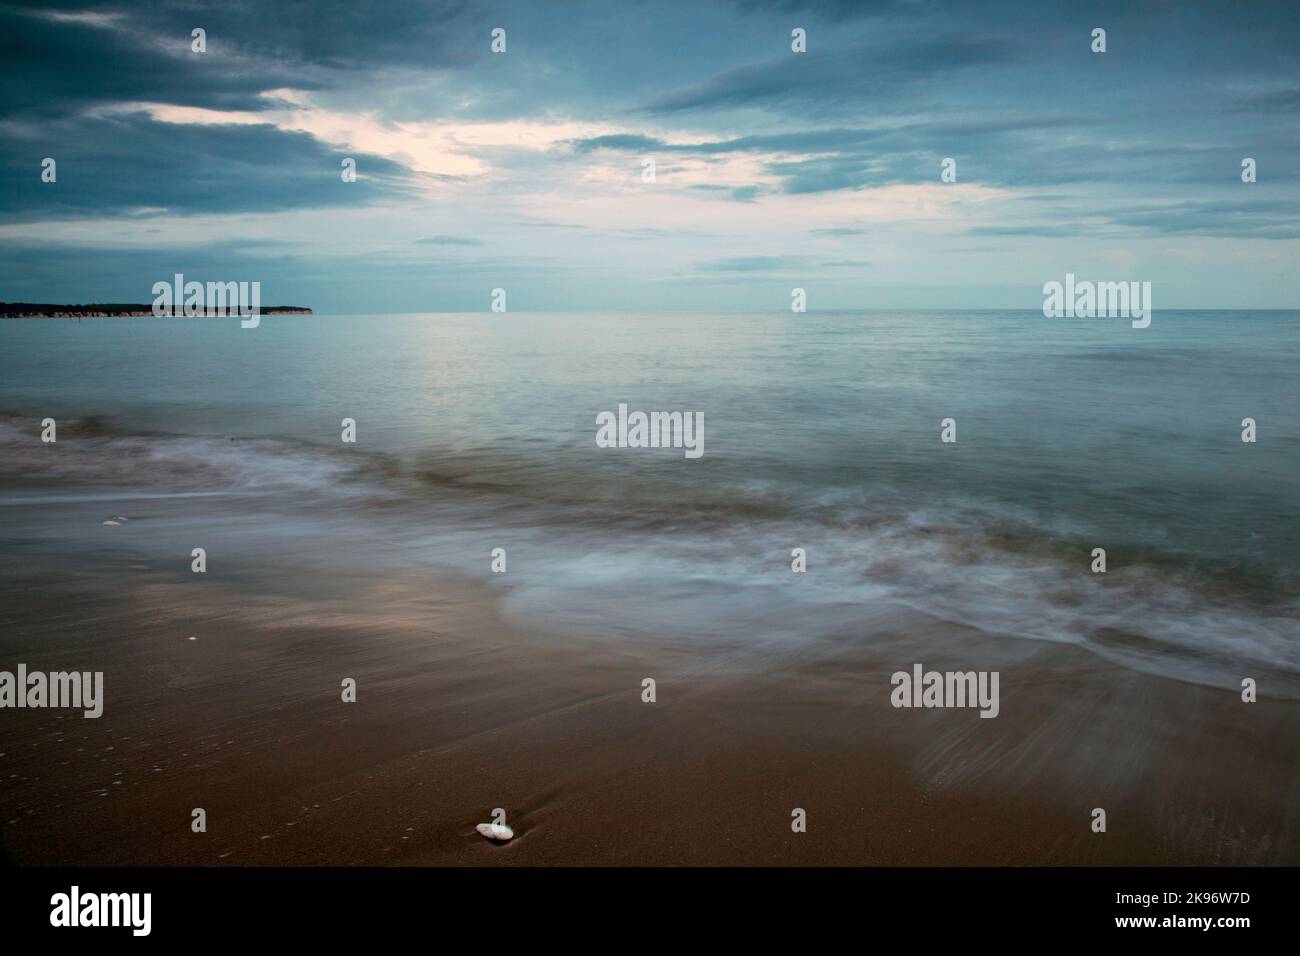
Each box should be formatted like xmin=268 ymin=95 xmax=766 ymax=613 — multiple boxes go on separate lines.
xmin=1 ymin=0 xmax=1297 ymax=312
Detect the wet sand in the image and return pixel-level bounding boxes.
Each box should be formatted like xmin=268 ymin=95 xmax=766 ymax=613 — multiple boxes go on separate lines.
xmin=1 ymin=508 xmax=1296 ymax=866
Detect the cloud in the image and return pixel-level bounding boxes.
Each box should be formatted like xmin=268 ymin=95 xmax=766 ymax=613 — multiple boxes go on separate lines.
xmin=415 ymin=235 xmax=484 ymax=245
xmin=687 ymin=183 xmax=765 ymax=202
xmin=1 ymin=0 xmax=1296 ymax=311
xmin=1106 ymin=200 xmax=1300 ymax=240
xmin=0 ymin=5 xmax=315 ymax=120
xmin=639 ymin=37 xmax=1020 ymax=116
xmin=701 ymin=255 xmax=792 ymax=272
xmin=730 ymin=0 xmax=901 ymax=19
xmin=1234 ymin=86 xmax=1300 ymax=113
xmin=966 ymin=224 xmax=1085 ymax=238
xmin=566 ymin=117 xmax=1133 ymax=196
xmin=966 ymin=198 xmax=1300 ymax=241
xmin=569 ymin=133 xmax=666 ymax=153
xmin=0 ymin=112 xmax=411 ymax=222
xmin=697 ymin=254 xmax=870 ymax=273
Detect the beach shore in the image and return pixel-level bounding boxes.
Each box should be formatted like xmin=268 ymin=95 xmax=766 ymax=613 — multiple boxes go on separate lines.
xmin=2 ymin=494 xmax=1295 ymax=866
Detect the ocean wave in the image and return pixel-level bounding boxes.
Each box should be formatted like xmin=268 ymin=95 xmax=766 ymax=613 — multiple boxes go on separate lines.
xmin=0 ymin=415 xmax=375 ymax=496
xmin=2 ymin=413 xmax=1296 ymax=693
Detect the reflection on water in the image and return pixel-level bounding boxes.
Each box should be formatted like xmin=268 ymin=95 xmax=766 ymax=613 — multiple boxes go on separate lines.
xmin=1 ymin=311 xmax=1297 ymax=690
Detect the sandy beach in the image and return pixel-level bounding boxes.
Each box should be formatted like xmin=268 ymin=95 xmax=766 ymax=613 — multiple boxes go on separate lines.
xmin=2 ymin=491 xmax=1295 ymax=867
xmin=2 ymin=308 xmax=1298 ymax=868
xmin=4 ymin=0 xmax=1299 ymax=895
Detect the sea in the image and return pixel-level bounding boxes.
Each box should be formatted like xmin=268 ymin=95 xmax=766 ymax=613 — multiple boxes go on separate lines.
xmin=2 ymin=310 xmax=1297 ymax=692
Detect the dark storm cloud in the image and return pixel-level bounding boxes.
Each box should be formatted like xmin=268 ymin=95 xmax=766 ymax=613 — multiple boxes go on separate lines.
xmin=0 ymin=5 xmax=310 ymax=119
xmin=0 ymin=0 xmax=477 ymax=119
xmin=0 ymin=2 xmax=436 ymax=221
xmin=1 ymin=112 xmax=411 ymax=222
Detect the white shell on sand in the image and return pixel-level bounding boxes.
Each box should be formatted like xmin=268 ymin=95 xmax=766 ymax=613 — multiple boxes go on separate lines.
xmin=475 ymin=823 xmax=514 ymax=842
xmin=101 ymin=520 xmax=121 ymax=527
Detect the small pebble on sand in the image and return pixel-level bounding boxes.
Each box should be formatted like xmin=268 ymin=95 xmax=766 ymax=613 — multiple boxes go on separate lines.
xmin=475 ymin=823 xmax=514 ymax=842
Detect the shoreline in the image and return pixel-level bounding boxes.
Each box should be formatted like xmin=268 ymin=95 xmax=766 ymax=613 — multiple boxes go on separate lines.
xmin=1 ymin=516 xmax=1295 ymax=866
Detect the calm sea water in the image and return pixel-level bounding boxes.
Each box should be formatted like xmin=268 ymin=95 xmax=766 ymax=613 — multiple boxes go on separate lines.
xmin=2 ymin=311 xmax=1297 ymax=689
